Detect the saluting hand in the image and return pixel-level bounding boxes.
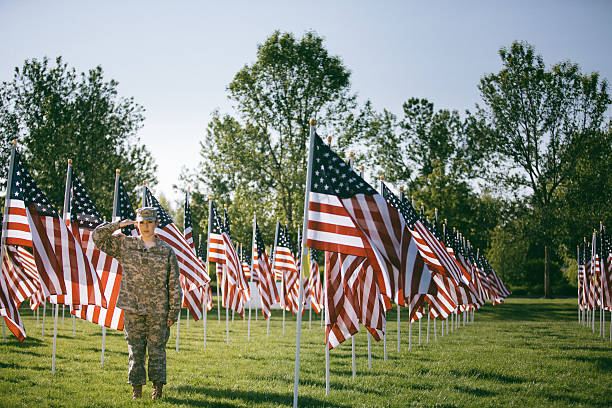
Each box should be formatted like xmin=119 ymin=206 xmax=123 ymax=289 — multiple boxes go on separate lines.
xmin=119 ymin=219 xmax=137 ymax=228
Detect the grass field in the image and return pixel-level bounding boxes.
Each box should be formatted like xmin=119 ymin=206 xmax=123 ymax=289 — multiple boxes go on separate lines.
xmin=1 ymin=298 xmax=611 ymax=407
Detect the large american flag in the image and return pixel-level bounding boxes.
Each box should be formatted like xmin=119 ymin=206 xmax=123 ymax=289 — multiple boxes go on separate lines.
xmin=144 ymin=187 xmax=210 ymax=293
xmin=68 ymin=176 xmax=124 ymax=330
xmin=4 ymin=153 xmax=106 ymax=308
xmin=254 ymin=222 xmax=278 ymax=319
xmin=276 ymin=225 xmax=300 ymax=314
xmin=305 ymin=133 xmax=407 ymax=303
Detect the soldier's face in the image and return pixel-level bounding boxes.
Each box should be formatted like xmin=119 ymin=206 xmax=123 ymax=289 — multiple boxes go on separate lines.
xmin=138 ymin=220 xmax=158 ymax=238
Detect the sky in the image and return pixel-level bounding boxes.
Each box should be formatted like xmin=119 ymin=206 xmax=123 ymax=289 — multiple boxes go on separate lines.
xmin=1 ymin=1 xmax=611 ymax=204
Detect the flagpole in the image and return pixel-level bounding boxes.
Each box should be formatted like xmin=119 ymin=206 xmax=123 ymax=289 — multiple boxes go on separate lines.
xmin=52 ymin=158 xmax=72 ymax=374
xmin=292 ymin=119 xmax=316 ymax=408
xmin=223 ymin=204 xmax=230 ymax=344
xmin=348 ymin=153 xmax=357 ymax=375
xmin=100 ymin=169 xmax=121 ymax=367
xmin=271 ymin=220 xmax=281 ymax=331
xmin=200 ymin=234 xmax=207 ymax=348
xmin=378 ymin=176 xmax=387 ymax=361
xmin=308 ymin=248 xmax=312 ymax=330
xmin=247 ymin=214 xmax=255 ymax=341
xmin=0 ymin=142 xmax=17 ymax=344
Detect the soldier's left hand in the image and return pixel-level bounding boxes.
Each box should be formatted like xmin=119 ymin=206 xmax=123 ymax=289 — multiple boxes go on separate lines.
xmin=166 ymin=319 xmax=173 ymax=327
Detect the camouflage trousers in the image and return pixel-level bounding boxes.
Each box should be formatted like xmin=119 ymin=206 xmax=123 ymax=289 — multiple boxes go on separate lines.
xmin=124 ymin=312 xmax=170 ymax=385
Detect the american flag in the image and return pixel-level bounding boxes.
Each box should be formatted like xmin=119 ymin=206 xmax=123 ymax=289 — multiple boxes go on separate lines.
xmin=207 ymin=202 xmax=225 ymax=265
xmin=305 ymin=133 xmax=422 ymax=304
xmin=0 ymin=254 xmax=26 ymax=341
xmin=241 ymin=245 xmax=252 ymax=281
xmin=181 ymin=192 xmax=206 ymax=321
xmin=4 ymin=153 xmax=106 ymax=308
xmin=69 ymin=176 xmax=124 ymax=330
xmin=116 ymin=178 xmax=138 ymax=237
xmin=217 ymin=207 xmax=248 ymax=317
xmin=254 ymin=222 xmax=278 ymax=319
xmin=3 ymin=245 xmax=42 ymax=310
xmin=144 ymin=187 xmax=210 ymax=293
xmin=276 ymin=225 xmax=299 ymax=314
xmin=324 ymin=250 xmax=387 ymax=349
xmin=325 ymin=251 xmax=359 ymax=349
xmin=0 ymin=209 xmax=27 ymax=341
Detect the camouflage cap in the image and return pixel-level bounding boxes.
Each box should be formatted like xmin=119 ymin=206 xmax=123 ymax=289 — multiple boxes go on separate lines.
xmin=136 ymin=207 xmax=158 ymax=222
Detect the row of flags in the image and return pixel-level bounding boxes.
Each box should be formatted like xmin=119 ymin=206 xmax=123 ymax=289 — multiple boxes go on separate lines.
xmin=1 ymin=135 xmax=509 ymax=353
xmin=303 ymin=132 xmax=510 ymax=349
xmin=577 ymin=226 xmax=612 ymax=322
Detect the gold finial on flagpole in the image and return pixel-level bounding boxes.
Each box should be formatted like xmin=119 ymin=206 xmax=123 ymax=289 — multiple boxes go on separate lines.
xmin=68 ymin=159 xmax=72 ymax=165
xmin=360 ymin=165 xmax=364 ymax=171
xmin=116 ymin=169 xmax=120 ymax=174
xmin=380 ymin=175 xmax=384 ymax=180
xmin=327 ymin=136 xmax=332 ymax=144
xmin=310 ymin=118 xmax=316 ymax=126
xmin=399 ymin=186 xmax=403 ymax=191
xmin=12 ymin=139 xmax=17 ymax=146
xmin=349 ymin=152 xmax=354 ymax=158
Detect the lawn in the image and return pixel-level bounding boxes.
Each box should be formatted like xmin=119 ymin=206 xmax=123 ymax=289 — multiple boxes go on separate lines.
xmin=1 ymin=297 xmax=610 ymax=407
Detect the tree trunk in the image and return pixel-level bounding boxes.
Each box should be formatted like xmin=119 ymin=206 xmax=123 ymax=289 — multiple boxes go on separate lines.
xmin=544 ymin=245 xmax=550 ymax=298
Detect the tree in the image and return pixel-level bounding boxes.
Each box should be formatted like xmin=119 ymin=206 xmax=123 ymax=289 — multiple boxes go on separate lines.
xmin=475 ymin=41 xmax=611 ymax=297
xmin=190 ymin=31 xmax=357 ymax=244
xmin=0 ymin=56 xmax=157 ymax=216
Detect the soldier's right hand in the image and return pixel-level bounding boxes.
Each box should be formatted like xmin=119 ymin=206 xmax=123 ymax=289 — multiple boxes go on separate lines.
xmin=120 ymin=219 xmax=137 ymax=228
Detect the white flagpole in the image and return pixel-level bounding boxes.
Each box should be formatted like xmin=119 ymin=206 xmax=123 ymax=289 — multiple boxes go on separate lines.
xmin=348 ymin=154 xmax=358 ymax=373
xmin=176 ymin=307 xmax=181 ymax=352
xmin=203 ymin=295 xmax=207 ymax=348
xmin=42 ymin=301 xmax=46 ymax=340
xmin=0 ymin=142 xmax=17 ymax=343
xmin=419 ymin=314 xmax=422 ymax=345
xmin=2 ymin=319 xmax=4 ymax=343
xmin=248 ymin=213 xmax=256 ymax=342
xmin=52 ymin=158 xmax=72 ymax=374
xmin=378 ymin=176 xmax=387 ymax=361
xmin=427 ymin=305 xmax=430 ymax=344
xmin=325 ymin=338 xmax=330 ymax=395
xmin=224 ymin=264 xmax=229 ymax=345
xmin=293 ymin=119 xmax=316 ymax=408
xmin=408 ymin=299 xmax=412 ymax=351
xmin=271 ymin=221 xmax=281 ymax=333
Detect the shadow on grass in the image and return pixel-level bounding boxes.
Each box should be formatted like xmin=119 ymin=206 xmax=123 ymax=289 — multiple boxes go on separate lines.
xmin=450 ymin=368 xmax=527 ymax=384
xmin=477 ymin=301 xmax=576 ymax=322
xmin=541 ymin=390 xmax=611 ymax=407
xmin=566 ymin=355 xmax=612 ymax=372
xmin=168 ymin=384 xmax=352 ymax=408
xmin=0 ymin=361 xmax=49 ymax=371
xmin=454 ymin=384 xmax=497 ymax=397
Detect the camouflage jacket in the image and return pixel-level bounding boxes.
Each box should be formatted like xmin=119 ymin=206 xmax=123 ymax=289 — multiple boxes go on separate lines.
xmin=92 ymin=221 xmax=182 ymax=323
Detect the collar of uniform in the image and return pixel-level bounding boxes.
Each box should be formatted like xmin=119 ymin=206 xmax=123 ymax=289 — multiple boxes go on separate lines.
xmin=137 ymin=235 xmax=163 ymax=250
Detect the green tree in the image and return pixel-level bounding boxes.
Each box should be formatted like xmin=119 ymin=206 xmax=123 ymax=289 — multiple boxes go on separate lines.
xmin=0 ymin=56 xmax=157 ymax=216
xmin=475 ymin=41 xmax=611 ymax=297
xmin=190 ymin=31 xmax=357 ymax=244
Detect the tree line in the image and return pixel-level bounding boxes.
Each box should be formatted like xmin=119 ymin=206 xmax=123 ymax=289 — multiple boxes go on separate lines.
xmin=2 ymin=32 xmax=610 ymax=296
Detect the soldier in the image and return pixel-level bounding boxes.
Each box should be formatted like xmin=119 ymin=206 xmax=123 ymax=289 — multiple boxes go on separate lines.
xmin=93 ymin=207 xmax=182 ymax=400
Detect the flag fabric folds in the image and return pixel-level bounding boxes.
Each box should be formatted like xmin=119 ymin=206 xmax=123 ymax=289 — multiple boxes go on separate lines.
xmin=68 ymin=176 xmax=124 ymax=330
xmin=4 ymin=153 xmax=106 ymax=309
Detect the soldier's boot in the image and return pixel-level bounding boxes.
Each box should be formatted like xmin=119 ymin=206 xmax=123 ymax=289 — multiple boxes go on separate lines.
xmin=152 ymin=383 xmax=163 ymax=400
xmin=132 ymin=385 xmax=143 ymax=399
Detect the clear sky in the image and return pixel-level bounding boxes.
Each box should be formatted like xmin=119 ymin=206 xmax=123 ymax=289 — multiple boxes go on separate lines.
xmin=2 ymin=1 xmax=611 ymax=203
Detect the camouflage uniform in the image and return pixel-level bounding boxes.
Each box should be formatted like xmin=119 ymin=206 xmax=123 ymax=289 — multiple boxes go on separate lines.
xmin=93 ymin=220 xmax=182 ymax=386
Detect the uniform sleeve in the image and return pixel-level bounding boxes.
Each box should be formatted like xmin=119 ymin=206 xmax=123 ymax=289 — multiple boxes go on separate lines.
xmin=167 ymin=250 xmax=182 ymax=324
xmin=92 ymin=221 xmax=123 ymax=259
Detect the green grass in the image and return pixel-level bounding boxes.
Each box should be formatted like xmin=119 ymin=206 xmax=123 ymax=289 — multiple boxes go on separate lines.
xmin=1 ymin=298 xmax=611 ymax=407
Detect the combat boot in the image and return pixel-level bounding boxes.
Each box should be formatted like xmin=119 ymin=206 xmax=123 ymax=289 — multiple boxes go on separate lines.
xmin=132 ymin=385 xmax=142 ymax=399
xmin=152 ymin=383 xmax=163 ymax=400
